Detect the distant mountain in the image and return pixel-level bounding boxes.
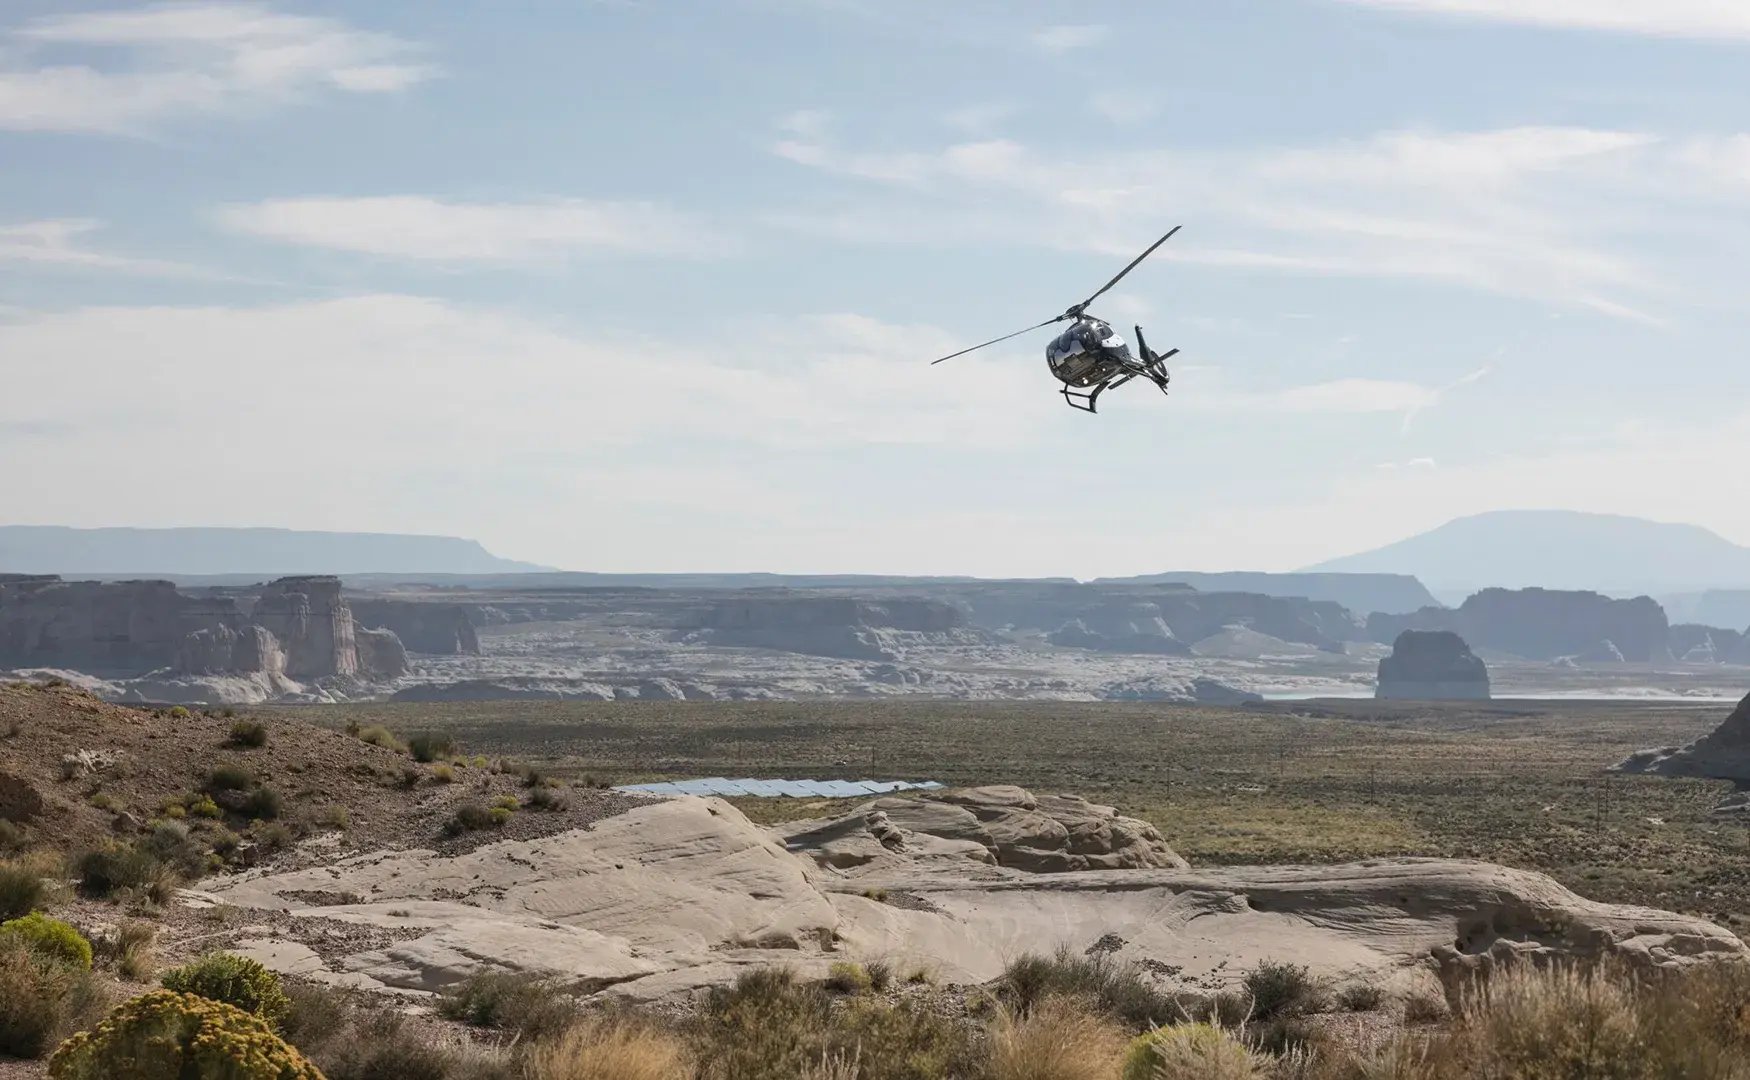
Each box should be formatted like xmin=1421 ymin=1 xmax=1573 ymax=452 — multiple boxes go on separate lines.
xmin=1305 ymin=511 xmax=1750 ymax=597
xmin=0 ymin=526 xmax=548 ymax=577
xmin=1092 ymin=571 xmax=1437 ymax=615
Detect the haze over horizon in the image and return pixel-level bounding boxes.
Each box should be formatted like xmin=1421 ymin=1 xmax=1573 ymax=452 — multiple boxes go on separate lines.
xmin=6 ymin=1 xmax=1750 ymax=577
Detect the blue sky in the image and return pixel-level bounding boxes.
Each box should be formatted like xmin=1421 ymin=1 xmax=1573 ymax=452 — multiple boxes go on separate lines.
xmin=3 ymin=0 xmax=1748 ymax=575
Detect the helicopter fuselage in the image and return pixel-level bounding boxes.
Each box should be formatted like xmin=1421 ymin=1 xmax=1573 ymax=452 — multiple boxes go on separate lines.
xmin=1046 ymin=318 xmax=1134 ymax=388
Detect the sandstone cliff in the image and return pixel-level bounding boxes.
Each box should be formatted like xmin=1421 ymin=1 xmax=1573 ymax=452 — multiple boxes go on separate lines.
xmin=1370 ymin=588 xmax=1670 ymax=662
xmin=682 ymin=595 xmax=989 ymax=661
xmin=350 ymin=599 xmax=481 ymax=655
xmin=1617 ymin=690 xmax=1750 ymax=783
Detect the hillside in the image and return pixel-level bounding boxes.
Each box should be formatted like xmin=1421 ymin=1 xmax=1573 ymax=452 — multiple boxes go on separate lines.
xmin=1306 ymin=510 xmax=1750 ymax=596
xmin=0 ymin=525 xmax=547 ymax=576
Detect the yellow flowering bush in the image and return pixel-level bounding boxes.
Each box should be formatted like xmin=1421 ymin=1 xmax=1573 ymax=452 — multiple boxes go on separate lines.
xmin=47 ymin=990 xmax=325 ymax=1080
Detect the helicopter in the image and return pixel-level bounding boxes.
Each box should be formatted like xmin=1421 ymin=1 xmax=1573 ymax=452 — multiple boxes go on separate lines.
xmin=932 ymin=226 xmax=1182 ymax=413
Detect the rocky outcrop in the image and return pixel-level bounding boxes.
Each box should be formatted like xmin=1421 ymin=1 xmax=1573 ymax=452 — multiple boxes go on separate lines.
xmin=1370 ymin=588 xmax=1670 ymax=662
xmin=197 ymin=795 xmax=1748 ymax=1005
xmin=1100 ymin=676 xmax=1262 ymax=704
xmin=175 ymin=625 xmax=285 ymax=677
xmin=781 ymin=785 xmax=1188 ymax=874
xmin=1376 ymin=631 xmax=1490 ymax=701
xmin=944 ymin=583 xmax=1365 ymax=650
xmin=1616 ymin=690 xmax=1750 ymax=783
xmin=681 ymin=596 xmax=988 ymax=661
xmin=349 ymin=599 xmax=480 ymax=656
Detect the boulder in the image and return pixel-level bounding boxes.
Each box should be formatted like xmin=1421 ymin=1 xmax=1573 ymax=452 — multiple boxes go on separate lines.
xmin=1376 ymin=631 xmax=1490 ymax=701
xmin=781 ymin=784 xmax=1189 ymax=874
xmin=354 ymin=627 xmax=409 ymax=680
xmin=1616 ymin=690 xmax=1750 ymax=783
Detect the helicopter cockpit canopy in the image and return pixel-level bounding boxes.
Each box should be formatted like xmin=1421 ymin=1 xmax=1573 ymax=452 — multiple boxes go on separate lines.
xmin=1046 ymin=320 xmax=1131 ymax=387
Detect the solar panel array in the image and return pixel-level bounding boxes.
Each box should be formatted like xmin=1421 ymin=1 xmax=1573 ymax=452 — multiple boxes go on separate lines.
xmin=613 ymin=777 xmax=945 ymax=799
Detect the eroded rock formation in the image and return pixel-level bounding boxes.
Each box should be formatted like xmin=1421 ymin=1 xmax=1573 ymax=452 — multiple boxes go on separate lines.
xmin=1617 ymin=690 xmax=1750 ymax=783
xmin=1376 ymin=630 xmax=1491 ymax=701
xmin=194 ymin=791 xmax=1748 ymax=1006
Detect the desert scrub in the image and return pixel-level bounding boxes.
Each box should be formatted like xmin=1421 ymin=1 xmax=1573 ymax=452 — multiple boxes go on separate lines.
xmin=160 ymin=953 xmax=292 ymax=1026
xmin=526 ymin=1017 xmax=692 ymax=1080
xmin=526 ymin=784 xmax=567 ymax=811
xmin=0 ymin=936 xmax=106 ymax=1059
xmin=1242 ymin=960 xmax=1325 ymax=1021
xmin=244 ymin=786 xmax=284 ymax=821
xmin=47 ymin=989 xmax=323 ymax=1079
xmin=0 ymin=854 xmax=50 ymax=919
xmin=1336 ymin=983 xmax=1384 ymax=1012
xmin=443 ymin=802 xmax=501 ymax=835
xmin=429 ymin=763 xmax=456 ymax=784
xmin=316 ymin=804 xmax=350 ymax=830
xmin=406 ymin=732 xmax=455 ymax=763
xmin=167 ymin=705 xmax=191 ymax=720
xmin=437 ymin=969 xmax=578 ymax=1042
xmin=1000 ymin=947 xmax=1178 ymax=1029
xmin=96 ymin=919 xmax=157 ymax=980
xmin=227 ymin=720 xmax=270 ymax=748
xmin=491 ymin=794 xmax=520 ymax=812
xmin=0 ymin=912 xmax=93 ymax=970
xmin=356 ymin=725 xmax=405 ymax=752
xmin=75 ymin=841 xmax=175 ymax=900
xmin=188 ymin=794 xmax=222 ymax=819
xmin=204 ymin=764 xmax=255 ymax=794
xmin=1121 ymin=1023 xmax=1263 ymax=1080
xmin=985 ymin=996 xmax=1126 ymax=1080
xmin=824 ymin=961 xmax=872 ymax=994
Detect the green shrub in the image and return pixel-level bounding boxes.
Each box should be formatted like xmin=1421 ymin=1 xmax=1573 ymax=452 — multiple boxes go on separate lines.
xmin=526 ymin=784 xmax=566 ymax=811
xmin=227 ymin=721 xmax=269 ymax=748
xmin=437 ymin=970 xmax=578 ymax=1042
xmin=1121 ymin=1023 xmax=1262 ymax=1080
xmin=47 ymin=989 xmax=323 ymax=1079
xmin=245 ymin=787 xmax=284 ymax=821
xmin=204 ymin=765 xmax=254 ymax=794
xmin=188 ymin=795 xmax=222 ymax=819
xmin=76 ymin=843 xmax=168 ymax=899
xmin=1242 ymin=960 xmax=1323 ymax=1021
xmin=490 ymin=795 xmax=519 ymax=812
xmin=1 ymin=912 xmax=93 ymax=970
xmin=429 ymin=764 xmax=456 ymax=784
xmin=0 ymin=856 xmax=48 ymax=920
xmin=317 ymin=805 xmax=350 ymax=830
xmin=865 ymin=958 xmax=893 ymax=992
xmin=356 ymin=726 xmax=404 ymax=752
xmin=406 ymin=733 xmax=455 ymax=763
xmin=1000 ymin=947 xmax=1178 ymax=1029
xmin=824 ymin=961 xmax=872 ymax=994
xmin=254 ymin=823 xmax=295 ymax=855
xmin=160 ymin=953 xmax=292 ymax=1026
xmin=167 ymin=705 xmax=191 ymax=720
xmin=443 ymin=803 xmax=498 ymax=836
xmin=87 ymin=792 xmax=118 ymax=811
xmin=1338 ymin=983 xmax=1384 ymax=1012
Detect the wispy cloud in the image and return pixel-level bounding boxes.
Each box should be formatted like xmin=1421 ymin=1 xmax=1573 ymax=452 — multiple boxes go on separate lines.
xmin=1088 ymin=91 xmax=1160 ymax=126
xmin=0 ymin=2 xmax=432 ymax=134
xmin=0 ymin=219 xmax=203 ymax=277
xmin=1334 ymin=0 xmax=1750 ymax=42
xmin=214 ymin=196 xmax=727 ymax=263
xmin=768 ymin=118 xmax=1750 ymax=319
xmin=1031 ymin=24 xmax=1108 ymax=52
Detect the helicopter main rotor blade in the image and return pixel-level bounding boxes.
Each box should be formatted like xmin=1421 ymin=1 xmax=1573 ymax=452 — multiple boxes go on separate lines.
xmin=930 ymin=315 xmax=1064 ymax=364
xmin=1072 ymin=225 xmax=1182 ymax=313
